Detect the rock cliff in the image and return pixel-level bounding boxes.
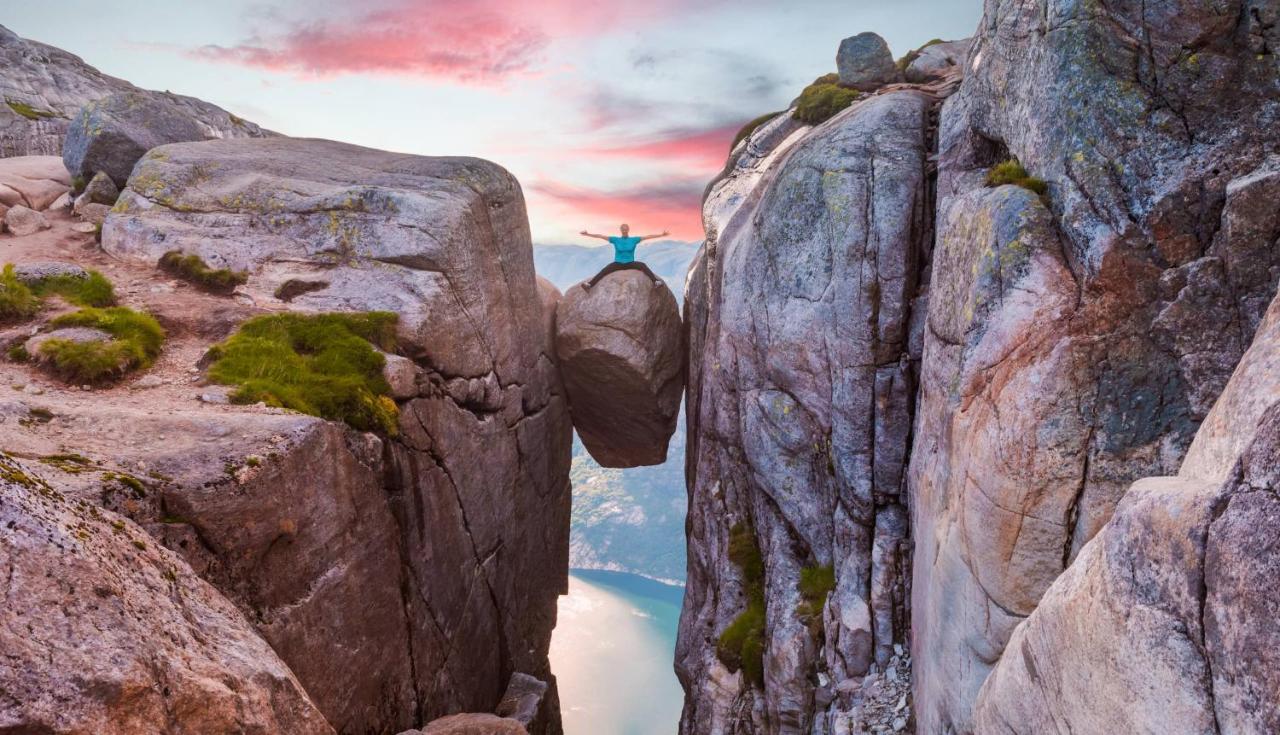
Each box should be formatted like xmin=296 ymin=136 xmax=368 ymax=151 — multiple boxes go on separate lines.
xmin=2 ymin=136 xmax=571 ymax=734
xmin=910 ymin=1 xmax=1280 ymax=731
xmin=0 ymin=23 xmax=270 ymax=160
xmin=679 ymin=72 xmax=954 ymax=731
xmin=682 ymin=3 xmax=1280 ymax=734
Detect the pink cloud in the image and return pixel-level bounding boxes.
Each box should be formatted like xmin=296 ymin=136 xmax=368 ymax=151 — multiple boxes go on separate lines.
xmin=194 ymin=0 xmax=714 ymax=82
xmin=530 ymin=178 xmax=705 ymax=241
xmin=576 ymin=123 xmax=741 ymax=170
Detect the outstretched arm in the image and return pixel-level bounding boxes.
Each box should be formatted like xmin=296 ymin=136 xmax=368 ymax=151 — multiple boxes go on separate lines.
xmin=580 ymin=230 xmax=611 ymax=241
xmin=637 ymin=230 xmax=670 ymax=241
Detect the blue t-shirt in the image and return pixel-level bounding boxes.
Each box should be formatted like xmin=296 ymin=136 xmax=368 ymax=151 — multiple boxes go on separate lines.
xmin=607 ymin=236 xmax=643 ymax=264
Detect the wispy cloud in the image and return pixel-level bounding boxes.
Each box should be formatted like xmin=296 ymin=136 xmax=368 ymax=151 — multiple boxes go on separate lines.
xmin=575 ymin=123 xmax=741 ymax=170
xmin=530 ymin=177 xmax=706 ymax=240
xmin=193 ymin=0 xmax=722 ymax=82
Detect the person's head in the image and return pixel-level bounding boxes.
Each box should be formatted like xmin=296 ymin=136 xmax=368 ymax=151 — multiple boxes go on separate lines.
xmin=620 ymin=223 xmax=630 ymax=236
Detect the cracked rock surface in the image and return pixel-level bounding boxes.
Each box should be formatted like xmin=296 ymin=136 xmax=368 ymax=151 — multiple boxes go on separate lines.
xmin=679 ymin=86 xmax=943 ymax=734
xmin=974 ymin=286 xmax=1280 ymax=732
xmin=3 ymin=139 xmax=572 ymax=734
xmin=910 ymin=1 xmax=1280 ymax=732
xmin=0 ymin=453 xmax=334 ymax=734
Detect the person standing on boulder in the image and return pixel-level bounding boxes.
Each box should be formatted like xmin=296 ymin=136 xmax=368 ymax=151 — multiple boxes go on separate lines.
xmin=579 ymin=224 xmax=668 ymax=289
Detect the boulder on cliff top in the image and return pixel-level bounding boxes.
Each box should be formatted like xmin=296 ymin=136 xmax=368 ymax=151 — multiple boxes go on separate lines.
xmin=554 ymin=270 xmax=683 ymax=467
xmin=0 ymin=453 xmax=333 ymax=734
xmin=63 ymin=91 xmax=264 ymax=187
xmin=836 ymin=32 xmax=897 ymax=90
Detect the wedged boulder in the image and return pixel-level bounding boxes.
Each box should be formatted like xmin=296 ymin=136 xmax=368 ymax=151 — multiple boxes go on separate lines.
xmin=420 ymin=714 xmax=528 ymax=735
xmin=0 ymin=454 xmax=333 ymax=734
xmin=904 ymin=39 xmax=970 ymax=83
xmin=554 ymin=270 xmax=683 ymax=467
xmin=0 ymin=155 xmax=71 ymax=211
xmin=836 ymin=32 xmax=897 ymax=90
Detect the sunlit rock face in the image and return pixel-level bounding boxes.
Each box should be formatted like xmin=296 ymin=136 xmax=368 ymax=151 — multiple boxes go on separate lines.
xmin=975 ymin=285 xmax=1280 ymax=734
xmin=19 ymin=136 xmax=574 ymax=734
xmin=679 ymin=88 xmax=938 ymax=734
xmin=554 ymin=271 xmax=684 ymax=468
xmin=0 ymin=454 xmax=334 ymax=735
xmin=910 ymin=0 xmax=1280 ymax=731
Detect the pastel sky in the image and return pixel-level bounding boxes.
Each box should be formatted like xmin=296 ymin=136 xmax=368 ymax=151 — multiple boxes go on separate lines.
xmin=6 ymin=0 xmax=981 ymax=243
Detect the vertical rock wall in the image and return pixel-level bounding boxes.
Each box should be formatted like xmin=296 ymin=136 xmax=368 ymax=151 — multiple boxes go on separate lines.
xmin=910 ymin=1 xmax=1280 ymax=732
xmin=679 ymin=88 xmax=943 ymax=734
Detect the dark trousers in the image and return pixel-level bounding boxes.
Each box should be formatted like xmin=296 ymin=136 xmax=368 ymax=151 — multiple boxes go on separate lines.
xmin=584 ymin=261 xmax=664 ymax=288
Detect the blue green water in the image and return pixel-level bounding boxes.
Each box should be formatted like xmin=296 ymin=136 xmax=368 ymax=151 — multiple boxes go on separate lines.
xmin=550 ymin=569 xmax=685 ymax=735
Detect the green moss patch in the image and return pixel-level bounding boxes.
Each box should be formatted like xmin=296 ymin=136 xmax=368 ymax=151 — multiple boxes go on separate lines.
xmin=206 ymin=312 xmax=400 ymax=434
xmin=5 ymin=99 xmax=57 ymax=121
xmin=986 ymin=159 xmax=1048 ymax=196
xmin=29 ymin=271 xmax=116 ymax=307
xmin=732 ymin=111 xmax=783 ymax=150
xmin=159 ymin=251 xmax=248 ymax=295
xmin=717 ymin=522 xmax=767 ymax=686
xmin=0 ymin=265 xmax=41 ymax=323
xmin=37 ymin=307 xmax=165 ymax=383
xmin=793 ymin=75 xmax=861 ymax=125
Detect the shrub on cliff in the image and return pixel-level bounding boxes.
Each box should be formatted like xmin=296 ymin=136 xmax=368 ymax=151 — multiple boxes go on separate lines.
xmin=0 ymin=265 xmax=41 ymax=322
xmin=797 ymin=564 xmax=836 ymax=633
xmin=985 ymin=159 xmax=1048 ymax=196
xmin=896 ymin=38 xmax=946 ymax=72
xmin=158 ymin=251 xmax=248 ymax=295
xmin=206 ymin=312 xmax=400 ymax=435
xmin=717 ymin=522 xmax=767 ymax=686
xmin=37 ymin=307 xmax=165 ymax=382
xmin=793 ymin=75 xmax=861 ymax=125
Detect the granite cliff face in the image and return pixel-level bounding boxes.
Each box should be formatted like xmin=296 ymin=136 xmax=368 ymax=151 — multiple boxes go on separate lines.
xmin=0 ymin=23 xmax=270 ymax=160
xmin=679 ymin=71 xmax=955 ymax=732
xmin=1 ymin=135 xmax=571 ymax=733
xmin=681 ymin=5 xmax=1280 ymax=733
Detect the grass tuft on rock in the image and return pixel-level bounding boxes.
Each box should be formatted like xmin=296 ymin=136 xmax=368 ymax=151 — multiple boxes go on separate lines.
xmin=158 ymin=251 xmax=249 ymax=295
xmin=793 ymin=75 xmax=860 ymax=125
xmin=986 ymin=159 xmax=1048 ymax=196
xmin=206 ymin=312 xmax=401 ymax=434
xmin=797 ymin=564 xmax=836 ymax=632
xmin=732 ymin=111 xmax=784 ymax=150
xmin=38 ymin=307 xmax=165 ymax=383
xmin=717 ymin=522 xmax=767 ymax=687
xmin=0 ymin=265 xmax=41 ymax=323
xmin=30 ymin=271 xmax=116 ymax=307
xmin=896 ymin=38 xmax=946 ymax=72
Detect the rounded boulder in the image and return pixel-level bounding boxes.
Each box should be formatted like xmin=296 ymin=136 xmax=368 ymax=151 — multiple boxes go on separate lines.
xmin=554 ymin=269 xmax=684 ymax=468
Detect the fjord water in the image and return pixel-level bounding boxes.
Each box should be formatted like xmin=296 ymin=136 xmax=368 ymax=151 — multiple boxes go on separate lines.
xmin=550 ymin=570 xmax=685 ymax=735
